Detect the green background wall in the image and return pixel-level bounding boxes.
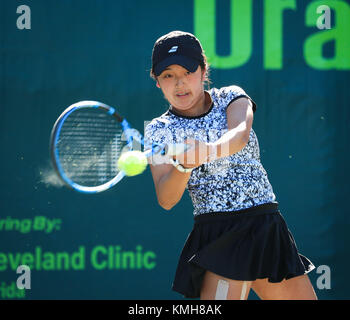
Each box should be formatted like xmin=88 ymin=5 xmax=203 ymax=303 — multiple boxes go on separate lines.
xmin=0 ymin=0 xmax=349 ymax=299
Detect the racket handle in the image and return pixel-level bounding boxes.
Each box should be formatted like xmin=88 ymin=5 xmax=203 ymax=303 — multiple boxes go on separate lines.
xmin=146 ymin=143 xmax=194 ymax=173
xmin=169 ymin=158 xmax=194 ymax=173
xmin=164 ymin=143 xmax=192 ymax=156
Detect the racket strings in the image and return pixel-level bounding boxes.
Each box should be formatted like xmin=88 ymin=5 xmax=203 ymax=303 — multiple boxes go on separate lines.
xmin=56 ymin=109 xmax=126 ymax=186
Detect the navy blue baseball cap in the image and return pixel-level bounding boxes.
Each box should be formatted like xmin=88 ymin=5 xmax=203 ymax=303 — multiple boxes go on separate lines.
xmin=151 ymin=31 xmax=205 ymax=77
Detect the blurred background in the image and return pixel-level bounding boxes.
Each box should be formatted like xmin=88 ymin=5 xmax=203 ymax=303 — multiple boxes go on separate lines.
xmin=0 ymin=0 xmax=349 ymax=299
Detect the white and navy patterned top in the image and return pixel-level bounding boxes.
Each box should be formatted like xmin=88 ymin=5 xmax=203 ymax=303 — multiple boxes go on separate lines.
xmin=144 ymin=85 xmax=276 ymax=216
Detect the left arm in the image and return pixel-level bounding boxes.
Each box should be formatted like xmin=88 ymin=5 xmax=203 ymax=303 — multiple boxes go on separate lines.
xmin=173 ymin=97 xmax=254 ymax=168
xmin=209 ymin=97 xmax=254 ymax=160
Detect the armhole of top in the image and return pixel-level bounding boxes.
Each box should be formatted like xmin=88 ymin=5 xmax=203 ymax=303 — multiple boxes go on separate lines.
xmin=227 ymin=95 xmax=257 ymax=113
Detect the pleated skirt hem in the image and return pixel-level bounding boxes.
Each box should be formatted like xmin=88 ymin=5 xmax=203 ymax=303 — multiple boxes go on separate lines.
xmin=172 ymin=202 xmax=315 ymax=299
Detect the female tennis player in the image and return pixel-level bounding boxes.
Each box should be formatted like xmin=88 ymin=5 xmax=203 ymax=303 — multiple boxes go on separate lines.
xmin=144 ymin=31 xmax=317 ymax=300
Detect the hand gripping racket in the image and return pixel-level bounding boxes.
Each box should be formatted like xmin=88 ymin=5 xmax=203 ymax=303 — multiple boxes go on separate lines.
xmin=50 ymin=101 xmax=192 ymax=193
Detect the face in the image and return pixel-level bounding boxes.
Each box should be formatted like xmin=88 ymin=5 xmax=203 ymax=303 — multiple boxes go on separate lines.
xmin=156 ymin=64 xmax=206 ymax=114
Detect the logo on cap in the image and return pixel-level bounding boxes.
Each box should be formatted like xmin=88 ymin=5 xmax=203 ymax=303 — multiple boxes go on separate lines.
xmin=168 ymin=46 xmax=178 ymax=53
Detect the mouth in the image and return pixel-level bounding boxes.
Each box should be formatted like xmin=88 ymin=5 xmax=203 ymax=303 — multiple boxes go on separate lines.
xmin=175 ymin=92 xmax=190 ymax=98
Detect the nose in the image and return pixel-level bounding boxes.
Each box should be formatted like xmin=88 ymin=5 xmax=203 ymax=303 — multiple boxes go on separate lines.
xmin=175 ymin=76 xmax=185 ymax=87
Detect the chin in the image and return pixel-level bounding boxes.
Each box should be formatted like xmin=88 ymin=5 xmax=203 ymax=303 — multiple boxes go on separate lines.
xmin=173 ymin=104 xmax=192 ymax=112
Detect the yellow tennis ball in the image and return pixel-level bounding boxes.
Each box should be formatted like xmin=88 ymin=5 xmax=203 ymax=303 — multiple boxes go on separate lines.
xmin=117 ymin=151 xmax=148 ymax=176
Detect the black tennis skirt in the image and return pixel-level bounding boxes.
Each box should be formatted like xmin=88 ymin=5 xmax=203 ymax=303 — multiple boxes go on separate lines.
xmin=172 ymin=202 xmax=315 ymax=298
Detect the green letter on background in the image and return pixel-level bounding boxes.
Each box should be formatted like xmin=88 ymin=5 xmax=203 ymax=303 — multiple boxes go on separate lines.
xmin=194 ymin=0 xmax=253 ymax=69
xmin=304 ymin=0 xmax=350 ymax=69
xmin=264 ymin=0 xmax=297 ymax=69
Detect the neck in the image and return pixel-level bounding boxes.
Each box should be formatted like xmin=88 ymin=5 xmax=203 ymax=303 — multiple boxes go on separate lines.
xmin=171 ymin=91 xmax=212 ymax=117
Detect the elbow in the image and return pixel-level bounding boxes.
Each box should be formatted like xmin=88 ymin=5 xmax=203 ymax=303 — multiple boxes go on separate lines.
xmin=158 ymin=199 xmax=176 ymax=211
xmin=238 ymin=124 xmax=251 ymax=150
xmin=240 ymin=133 xmax=250 ymax=149
xmin=160 ymin=204 xmax=174 ymax=211
xmin=232 ymin=133 xmax=249 ymax=154
xmin=239 ymin=112 xmax=253 ymax=150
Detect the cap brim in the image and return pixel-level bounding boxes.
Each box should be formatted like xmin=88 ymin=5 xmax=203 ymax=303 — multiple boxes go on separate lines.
xmin=154 ymin=55 xmax=200 ymax=76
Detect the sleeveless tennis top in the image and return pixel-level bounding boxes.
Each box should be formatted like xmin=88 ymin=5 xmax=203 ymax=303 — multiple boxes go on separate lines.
xmin=144 ymin=85 xmax=276 ymax=216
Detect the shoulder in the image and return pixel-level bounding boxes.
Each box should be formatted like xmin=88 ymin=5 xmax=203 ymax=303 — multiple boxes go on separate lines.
xmin=209 ymin=85 xmax=257 ymax=113
xmin=209 ymin=85 xmax=246 ymax=100
xmin=144 ymin=112 xmax=177 ymax=146
xmin=145 ymin=111 xmax=172 ymax=132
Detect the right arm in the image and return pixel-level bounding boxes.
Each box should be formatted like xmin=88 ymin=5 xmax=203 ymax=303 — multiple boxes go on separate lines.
xmin=148 ymin=138 xmax=211 ymax=210
xmin=149 ymin=162 xmax=192 ymax=211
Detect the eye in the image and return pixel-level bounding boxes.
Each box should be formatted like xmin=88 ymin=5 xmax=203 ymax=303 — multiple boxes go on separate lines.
xmin=163 ymin=74 xmax=172 ymax=79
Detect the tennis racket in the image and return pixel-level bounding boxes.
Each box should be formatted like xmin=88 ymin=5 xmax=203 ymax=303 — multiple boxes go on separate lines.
xmin=50 ymin=101 xmax=191 ymax=193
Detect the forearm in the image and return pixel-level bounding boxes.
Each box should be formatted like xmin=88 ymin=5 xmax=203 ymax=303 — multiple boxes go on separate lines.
xmin=210 ymin=122 xmax=249 ymax=160
xmin=156 ymin=167 xmax=191 ymax=210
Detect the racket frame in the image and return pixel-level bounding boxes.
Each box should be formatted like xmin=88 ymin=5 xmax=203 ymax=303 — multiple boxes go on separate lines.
xmin=50 ymin=101 xmax=193 ymax=193
xmin=50 ymin=101 xmax=131 ymax=193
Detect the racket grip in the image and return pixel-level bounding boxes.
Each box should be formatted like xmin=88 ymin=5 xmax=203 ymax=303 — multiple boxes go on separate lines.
xmin=169 ymin=158 xmax=194 ymax=173
xmin=165 ymin=143 xmax=192 ymax=156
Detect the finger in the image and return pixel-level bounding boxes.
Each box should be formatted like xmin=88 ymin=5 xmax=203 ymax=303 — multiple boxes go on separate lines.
xmin=184 ymin=138 xmax=196 ymax=145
